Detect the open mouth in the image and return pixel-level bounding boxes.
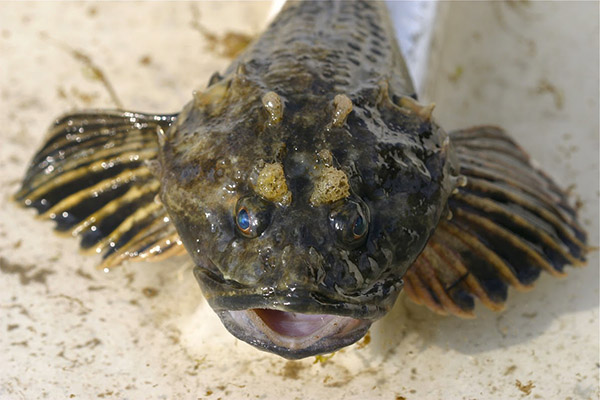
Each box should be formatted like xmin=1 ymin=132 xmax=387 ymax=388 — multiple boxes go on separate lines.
xmin=253 ymin=309 xmax=339 ymax=337
xmin=221 ymin=308 xmax=371 ymax=357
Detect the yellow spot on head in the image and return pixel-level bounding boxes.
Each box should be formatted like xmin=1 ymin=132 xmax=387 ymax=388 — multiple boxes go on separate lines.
xmin=310 ymin=166 xmax=350 ymax=206
xmin=455 ymin=175 xmax=468 ymax=187
xmin=332 ymin=94 xmax=353 ymax=127
xmin=261 ymin=91 xmax=283 ymax=125
xmin=192 ymin=83 xmax=228 ymax=108
xmin=254 ymin=163 xmax=292 ymax=206
xmin=316 ymin=149 xmax=333 ymax=166
xmin=399 ymin=96 xmax=435 ymax=121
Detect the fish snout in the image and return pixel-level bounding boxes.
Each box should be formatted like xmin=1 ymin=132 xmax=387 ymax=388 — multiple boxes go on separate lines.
xmin=283 ymin=221 xmax=327 ymax=249
xmin=278 ymin=244 xmax=327 ymax=287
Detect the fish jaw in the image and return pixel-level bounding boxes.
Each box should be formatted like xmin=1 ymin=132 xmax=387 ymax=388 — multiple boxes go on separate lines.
xmin=218 ymin=308 xmax=371 ymax=359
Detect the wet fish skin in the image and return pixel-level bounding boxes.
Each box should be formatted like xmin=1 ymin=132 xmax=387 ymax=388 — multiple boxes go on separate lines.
xmin=15 ymin=0 xmax=587 ymax=359
xmin=158 ymin=0 xmax=456 ymax=321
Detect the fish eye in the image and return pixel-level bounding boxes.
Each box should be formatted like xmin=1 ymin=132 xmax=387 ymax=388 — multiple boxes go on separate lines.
xmin=234 ymin=196 xmax=273 ymax=238
xmin=352 ymin=215 xmax=367 ymax=239
xmin=329 ymin=199 xmax=369 ymax=248
xmin=236 ymin=207 xmax=251 ymax=234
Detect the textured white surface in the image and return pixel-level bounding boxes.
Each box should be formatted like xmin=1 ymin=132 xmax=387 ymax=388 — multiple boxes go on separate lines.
xmin=387 ymin=0 xmax=438 ymax=96
xmin=0 ymin=2 xmax=598 ymax=400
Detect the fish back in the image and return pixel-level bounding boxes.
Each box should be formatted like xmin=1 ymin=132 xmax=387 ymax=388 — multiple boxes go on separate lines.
xmin=227 ymin=1 xmax=415 ymax=101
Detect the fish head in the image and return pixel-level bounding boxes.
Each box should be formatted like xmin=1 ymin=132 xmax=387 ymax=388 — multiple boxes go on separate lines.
xmin=157 ymin=76 xmax=456 ymax=359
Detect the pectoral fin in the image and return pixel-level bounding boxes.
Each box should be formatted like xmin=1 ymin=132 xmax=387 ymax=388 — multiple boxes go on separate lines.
xmin=404 ymin=126 xmax=588 ymax=317
xmin=15 ymin=110 xmax=186 ymax=269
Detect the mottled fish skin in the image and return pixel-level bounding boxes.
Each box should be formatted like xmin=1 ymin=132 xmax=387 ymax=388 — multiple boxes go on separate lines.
xmin=16 ymin=0 xmax=587 ymax=360
xmin=158 ymin=0 xmax=458 ymax=357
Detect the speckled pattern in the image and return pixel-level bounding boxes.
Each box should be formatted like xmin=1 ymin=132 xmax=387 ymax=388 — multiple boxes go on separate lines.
xmin=0 ymin=2 xmax=598 ymax=399
xmin=155 ymin=1 xmax=456 ymax=358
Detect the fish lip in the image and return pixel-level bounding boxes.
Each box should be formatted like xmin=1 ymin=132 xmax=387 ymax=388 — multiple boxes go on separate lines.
xmin=247 ymin=309 xmax=365 ymax=349
xmin=193 ymin=266 xmax=396 ymax=357
xmin=193 ymin=263 xmax=403 ymax=321
xmin=217 ymin=308 xmax=371 ymax=359
xmin=206 ymin=289 xmax=392 ymax=321
xmin=194 ymin=267 xmax=401 ymax=321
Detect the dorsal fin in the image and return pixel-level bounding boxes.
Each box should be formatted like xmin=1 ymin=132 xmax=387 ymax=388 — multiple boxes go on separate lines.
xmin=15 ymin=110 xmax=185 ymax=269
xmin=404 ymin=126 xmax=589 ymax=317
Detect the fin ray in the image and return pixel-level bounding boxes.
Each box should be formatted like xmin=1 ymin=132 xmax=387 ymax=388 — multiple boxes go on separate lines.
xmin=16 ymin=110 xmax=182 ymax=269
xmin=407 ymin=126 xmax=587 ymax=317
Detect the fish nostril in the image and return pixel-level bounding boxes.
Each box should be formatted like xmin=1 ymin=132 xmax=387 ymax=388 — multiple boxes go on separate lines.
xmin=274 ymin=231 xmax=284 ymax=245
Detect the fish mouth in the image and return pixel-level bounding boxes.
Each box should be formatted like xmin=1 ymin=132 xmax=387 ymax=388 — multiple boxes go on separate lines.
xmin=218 ymin=308 xmax=371 ymax=359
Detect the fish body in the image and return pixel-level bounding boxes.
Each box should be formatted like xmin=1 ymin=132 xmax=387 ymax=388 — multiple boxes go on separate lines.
xmin=16 ymin=1 xmax=588 ymax=359
xmin=161 ymin=0 xmax=456 ymax=357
